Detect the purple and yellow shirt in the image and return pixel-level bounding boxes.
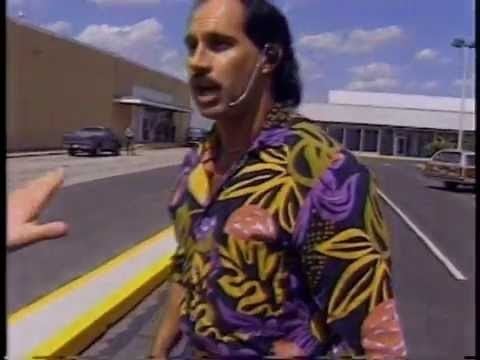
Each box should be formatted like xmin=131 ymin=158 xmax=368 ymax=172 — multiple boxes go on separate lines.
xmin=168 ymin=106 xmax=406 ymax=357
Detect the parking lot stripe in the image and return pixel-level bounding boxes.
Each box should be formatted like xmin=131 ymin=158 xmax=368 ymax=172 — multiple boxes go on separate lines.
xmin=8 ymin=227 xmax=173 ymax=325
xmin=378 ymin=189 xmax=467 ymax=281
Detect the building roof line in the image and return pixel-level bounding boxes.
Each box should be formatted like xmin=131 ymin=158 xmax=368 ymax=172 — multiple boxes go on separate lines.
xmin=320 ymin=102 xmax=475 ymax=114
xmin=113 ymin=96 xmax=191 ymax=113
xmin=328 ymin=90 xmax=475 ymax=113
xmin=7 ymin=16 xmax=187 ymax=86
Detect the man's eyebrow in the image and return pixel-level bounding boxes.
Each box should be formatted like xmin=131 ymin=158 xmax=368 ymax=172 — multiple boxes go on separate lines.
xmin=206 ymin=32 xmax=236 ymax=43
xmin=184 ymin=32 xmax=236 ymax=46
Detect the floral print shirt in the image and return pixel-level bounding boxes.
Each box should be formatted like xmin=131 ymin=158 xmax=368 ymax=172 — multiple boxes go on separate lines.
xmin=168 ymin=106 xmax=406 ymax=357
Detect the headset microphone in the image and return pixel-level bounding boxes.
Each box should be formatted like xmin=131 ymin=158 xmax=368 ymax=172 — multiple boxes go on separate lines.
xmin=228 ymin=44 xmax=278 ymax=107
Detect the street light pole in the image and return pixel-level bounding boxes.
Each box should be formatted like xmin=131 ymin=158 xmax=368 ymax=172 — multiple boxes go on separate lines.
xmin=451 ymin=38 xmax=475 ymax=150
xmin=458 ymin=46 xmax=467 ymax=150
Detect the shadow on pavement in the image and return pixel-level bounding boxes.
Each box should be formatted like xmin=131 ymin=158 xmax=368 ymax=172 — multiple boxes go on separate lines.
xmin=69 ymin=153 xmax=123 ymax=158
xmin=427 ymin=185 xmax=476 ymax=194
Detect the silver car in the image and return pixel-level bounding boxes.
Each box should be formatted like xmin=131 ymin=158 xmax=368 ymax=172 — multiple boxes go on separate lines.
xmin=422 ymin=149 xmax=475 ymax=189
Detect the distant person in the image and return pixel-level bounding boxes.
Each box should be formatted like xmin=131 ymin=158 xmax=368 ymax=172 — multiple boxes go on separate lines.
xmin=124 ymin=127 xmax=135 ymax=155
xmin=7 ymin=169 xmax=69 ymax=251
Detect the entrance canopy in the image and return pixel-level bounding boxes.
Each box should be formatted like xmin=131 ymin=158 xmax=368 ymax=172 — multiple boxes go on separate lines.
xmin=113 ymin=96 xmax=191 ymax=113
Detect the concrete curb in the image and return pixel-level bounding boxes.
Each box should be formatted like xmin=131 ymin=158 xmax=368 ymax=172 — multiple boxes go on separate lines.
xmin=7 ymin=150 xmax=68 ymax=158
xmin=8 ymin=227 xmax=176 ymax=359
xmin=7 ymin=145 xmax=148 ymax=159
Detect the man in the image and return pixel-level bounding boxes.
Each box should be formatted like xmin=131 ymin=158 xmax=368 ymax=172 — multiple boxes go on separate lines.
xmin=152 ymin=0 xmax=406 ymax=358
xmin=124 ymin=126 xmax=135 ymax=155
xmin=7 ymin=169 xmax=69 ymax=250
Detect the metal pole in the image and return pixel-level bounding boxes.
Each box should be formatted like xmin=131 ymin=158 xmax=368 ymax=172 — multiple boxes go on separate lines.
xmin=472 ymin=0 xmax=475 ymax=122
xmin=458 ymin=46 xmax=467 ymax=150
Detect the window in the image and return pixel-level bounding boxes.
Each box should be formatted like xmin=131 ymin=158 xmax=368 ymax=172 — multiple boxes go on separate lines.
xmin=189 ymin=128 xmax=205 ymax=135
xmin=327 ymin=127 xmax=344 ymax=144
xmin=433 ymin=151 xmax=461 ymax=164
xmin=465 ymin=154 xmax=475 ymax=166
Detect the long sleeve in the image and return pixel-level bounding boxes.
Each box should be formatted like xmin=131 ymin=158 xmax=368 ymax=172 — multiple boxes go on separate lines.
xmin=292 ymin=150 xmax=406 ymax=356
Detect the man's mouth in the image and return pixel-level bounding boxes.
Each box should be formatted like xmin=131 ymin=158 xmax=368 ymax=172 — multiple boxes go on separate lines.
xmin=190 ymin=78 xmax=221 ymax=100
xmin=195 ymin=85 xmax=220 ymax=97
xmin=192 ymin=85 xmax=222 ymax=105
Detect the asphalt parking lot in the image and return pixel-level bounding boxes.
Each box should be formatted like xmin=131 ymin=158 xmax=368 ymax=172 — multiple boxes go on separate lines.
xmin=7 ymin=147 xmax=189 ymax=192
xmin=8 ymin=152 xmax=475 ymax=359
xmin=81 ymin=156 xmax=475 ymax=359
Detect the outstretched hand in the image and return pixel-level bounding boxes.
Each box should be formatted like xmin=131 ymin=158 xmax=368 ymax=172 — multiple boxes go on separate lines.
xmin=7 ymin=169 xmax=69 ymax=250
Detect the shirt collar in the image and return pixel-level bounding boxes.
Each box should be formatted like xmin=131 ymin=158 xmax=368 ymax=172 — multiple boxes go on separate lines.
xmin=197 ymin=103 xmax=294 ymax=159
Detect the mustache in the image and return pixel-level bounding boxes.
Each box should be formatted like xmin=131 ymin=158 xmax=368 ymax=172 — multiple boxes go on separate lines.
xmin=189 ymin=74 xmax=221 ymax=88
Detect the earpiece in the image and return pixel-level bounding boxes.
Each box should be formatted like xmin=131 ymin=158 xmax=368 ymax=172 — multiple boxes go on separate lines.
xmin=228 ymin=43 xmax=281 ymax=107
xmin=263 ymin=43 xmax=280 ymax=65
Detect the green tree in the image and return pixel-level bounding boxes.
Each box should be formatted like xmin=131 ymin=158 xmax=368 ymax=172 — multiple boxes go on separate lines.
xmin=422 ymin=136 xmax=455 ymax=157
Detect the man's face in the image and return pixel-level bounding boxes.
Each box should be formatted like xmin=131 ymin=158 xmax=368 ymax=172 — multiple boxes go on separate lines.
xmin=185 ymin=0 xmax=261 ymax=119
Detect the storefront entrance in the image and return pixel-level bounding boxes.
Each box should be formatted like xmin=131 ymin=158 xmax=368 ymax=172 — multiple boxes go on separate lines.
xmin=394 ymin=135 xmax=407 ymax=156
xmin=139 ymin=109 xmax=175 ymax=143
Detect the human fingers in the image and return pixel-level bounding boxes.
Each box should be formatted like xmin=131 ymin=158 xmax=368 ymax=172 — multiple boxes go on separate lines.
xmin=11 ymin=221 xmax=69 ymax=248
xmin=22 ymin=169 xmax=65 ymax=219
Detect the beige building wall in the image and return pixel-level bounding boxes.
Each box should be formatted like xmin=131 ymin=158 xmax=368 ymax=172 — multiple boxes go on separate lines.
xmin=7 ymin=18 xmax=191 ymax=152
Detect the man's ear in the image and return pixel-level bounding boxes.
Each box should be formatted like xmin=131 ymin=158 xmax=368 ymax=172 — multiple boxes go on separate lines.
xmin=261 ymin=44 xmax=283 ymax=74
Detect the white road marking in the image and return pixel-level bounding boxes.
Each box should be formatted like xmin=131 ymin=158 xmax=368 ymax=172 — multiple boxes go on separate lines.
xmin=377 ymin=189 xmax=467 ymax=281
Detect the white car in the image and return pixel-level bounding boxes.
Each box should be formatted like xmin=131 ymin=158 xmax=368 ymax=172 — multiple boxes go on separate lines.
xmin=422 ymin=149 xmax=475 ymax=189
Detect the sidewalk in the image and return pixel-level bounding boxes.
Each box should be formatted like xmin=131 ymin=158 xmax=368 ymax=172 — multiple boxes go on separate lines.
xmin=7 ymin=149 xmax=68 ymax=158
xmin=6 ymin=145 xmax=148 ymax=159
xmin=8 ymin=145 xmax=429 ymax=162
xmin=354 ymin=151 xmax=429 ymax=162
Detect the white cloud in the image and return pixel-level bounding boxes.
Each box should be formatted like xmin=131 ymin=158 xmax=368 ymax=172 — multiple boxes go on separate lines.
xmin=76 ymin=18 xmax=186 ymax=80
xmin=299 ymin=26 xmax=404 ymax=54
xmin=299 ymin=32 xmax=341 ymax=52
xmin=414 ymin=48 xmax=452 ymax=64
xmin=346 ymin=62 xmax=399 ymax=91
xmin=77 ymin=19 xmax=164 ymax=50
xmin=43 ymin=21 xmax=73 ymax=37
xmin=346 ymin=78 xmax=399 ymax=91
xmin=349 ymin=62 xmax=395 ymax=80
xmin=297 ymin=53 xmax=324 ymax=81
xmin=415 ymin=48 xmax=439 ymax=61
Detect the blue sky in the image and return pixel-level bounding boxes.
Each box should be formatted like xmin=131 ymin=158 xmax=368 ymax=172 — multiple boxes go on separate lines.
xmin=7 ymin=0 xmax=475 ymax=104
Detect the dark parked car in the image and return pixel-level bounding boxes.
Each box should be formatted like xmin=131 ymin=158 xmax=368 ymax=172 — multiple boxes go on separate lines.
xmin=186 ymin=127 xmax=208 ymax=146
xmin=63 ymin=127 xmax=122 ymax=156
xmin=422 ymin=149 xmax=475 ymax=189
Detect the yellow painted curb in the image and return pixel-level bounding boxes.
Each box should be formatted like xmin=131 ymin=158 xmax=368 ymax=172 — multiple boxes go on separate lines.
xmin=9 ymin=227 xmax=174 ymax=325
xmin=8 ymin=226 xmax=175 ymax=359
xmin=27 ymin=256 xmax=172 ymax=359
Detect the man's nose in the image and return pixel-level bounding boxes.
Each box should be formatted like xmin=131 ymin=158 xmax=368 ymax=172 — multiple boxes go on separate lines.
xmin=188 ymin=46 xmax=211 ymax=75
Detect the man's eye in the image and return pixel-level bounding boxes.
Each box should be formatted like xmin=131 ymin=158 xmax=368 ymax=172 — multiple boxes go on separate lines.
xmin=186 ymin=42 xmax=197 ymax=55
xmin=210 ymin=40 xmax=232 ymax=52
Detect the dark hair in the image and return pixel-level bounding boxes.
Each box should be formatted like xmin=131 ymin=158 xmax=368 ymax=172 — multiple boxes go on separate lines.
xmin=191 ymin=0 xmax=302 ymax=108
